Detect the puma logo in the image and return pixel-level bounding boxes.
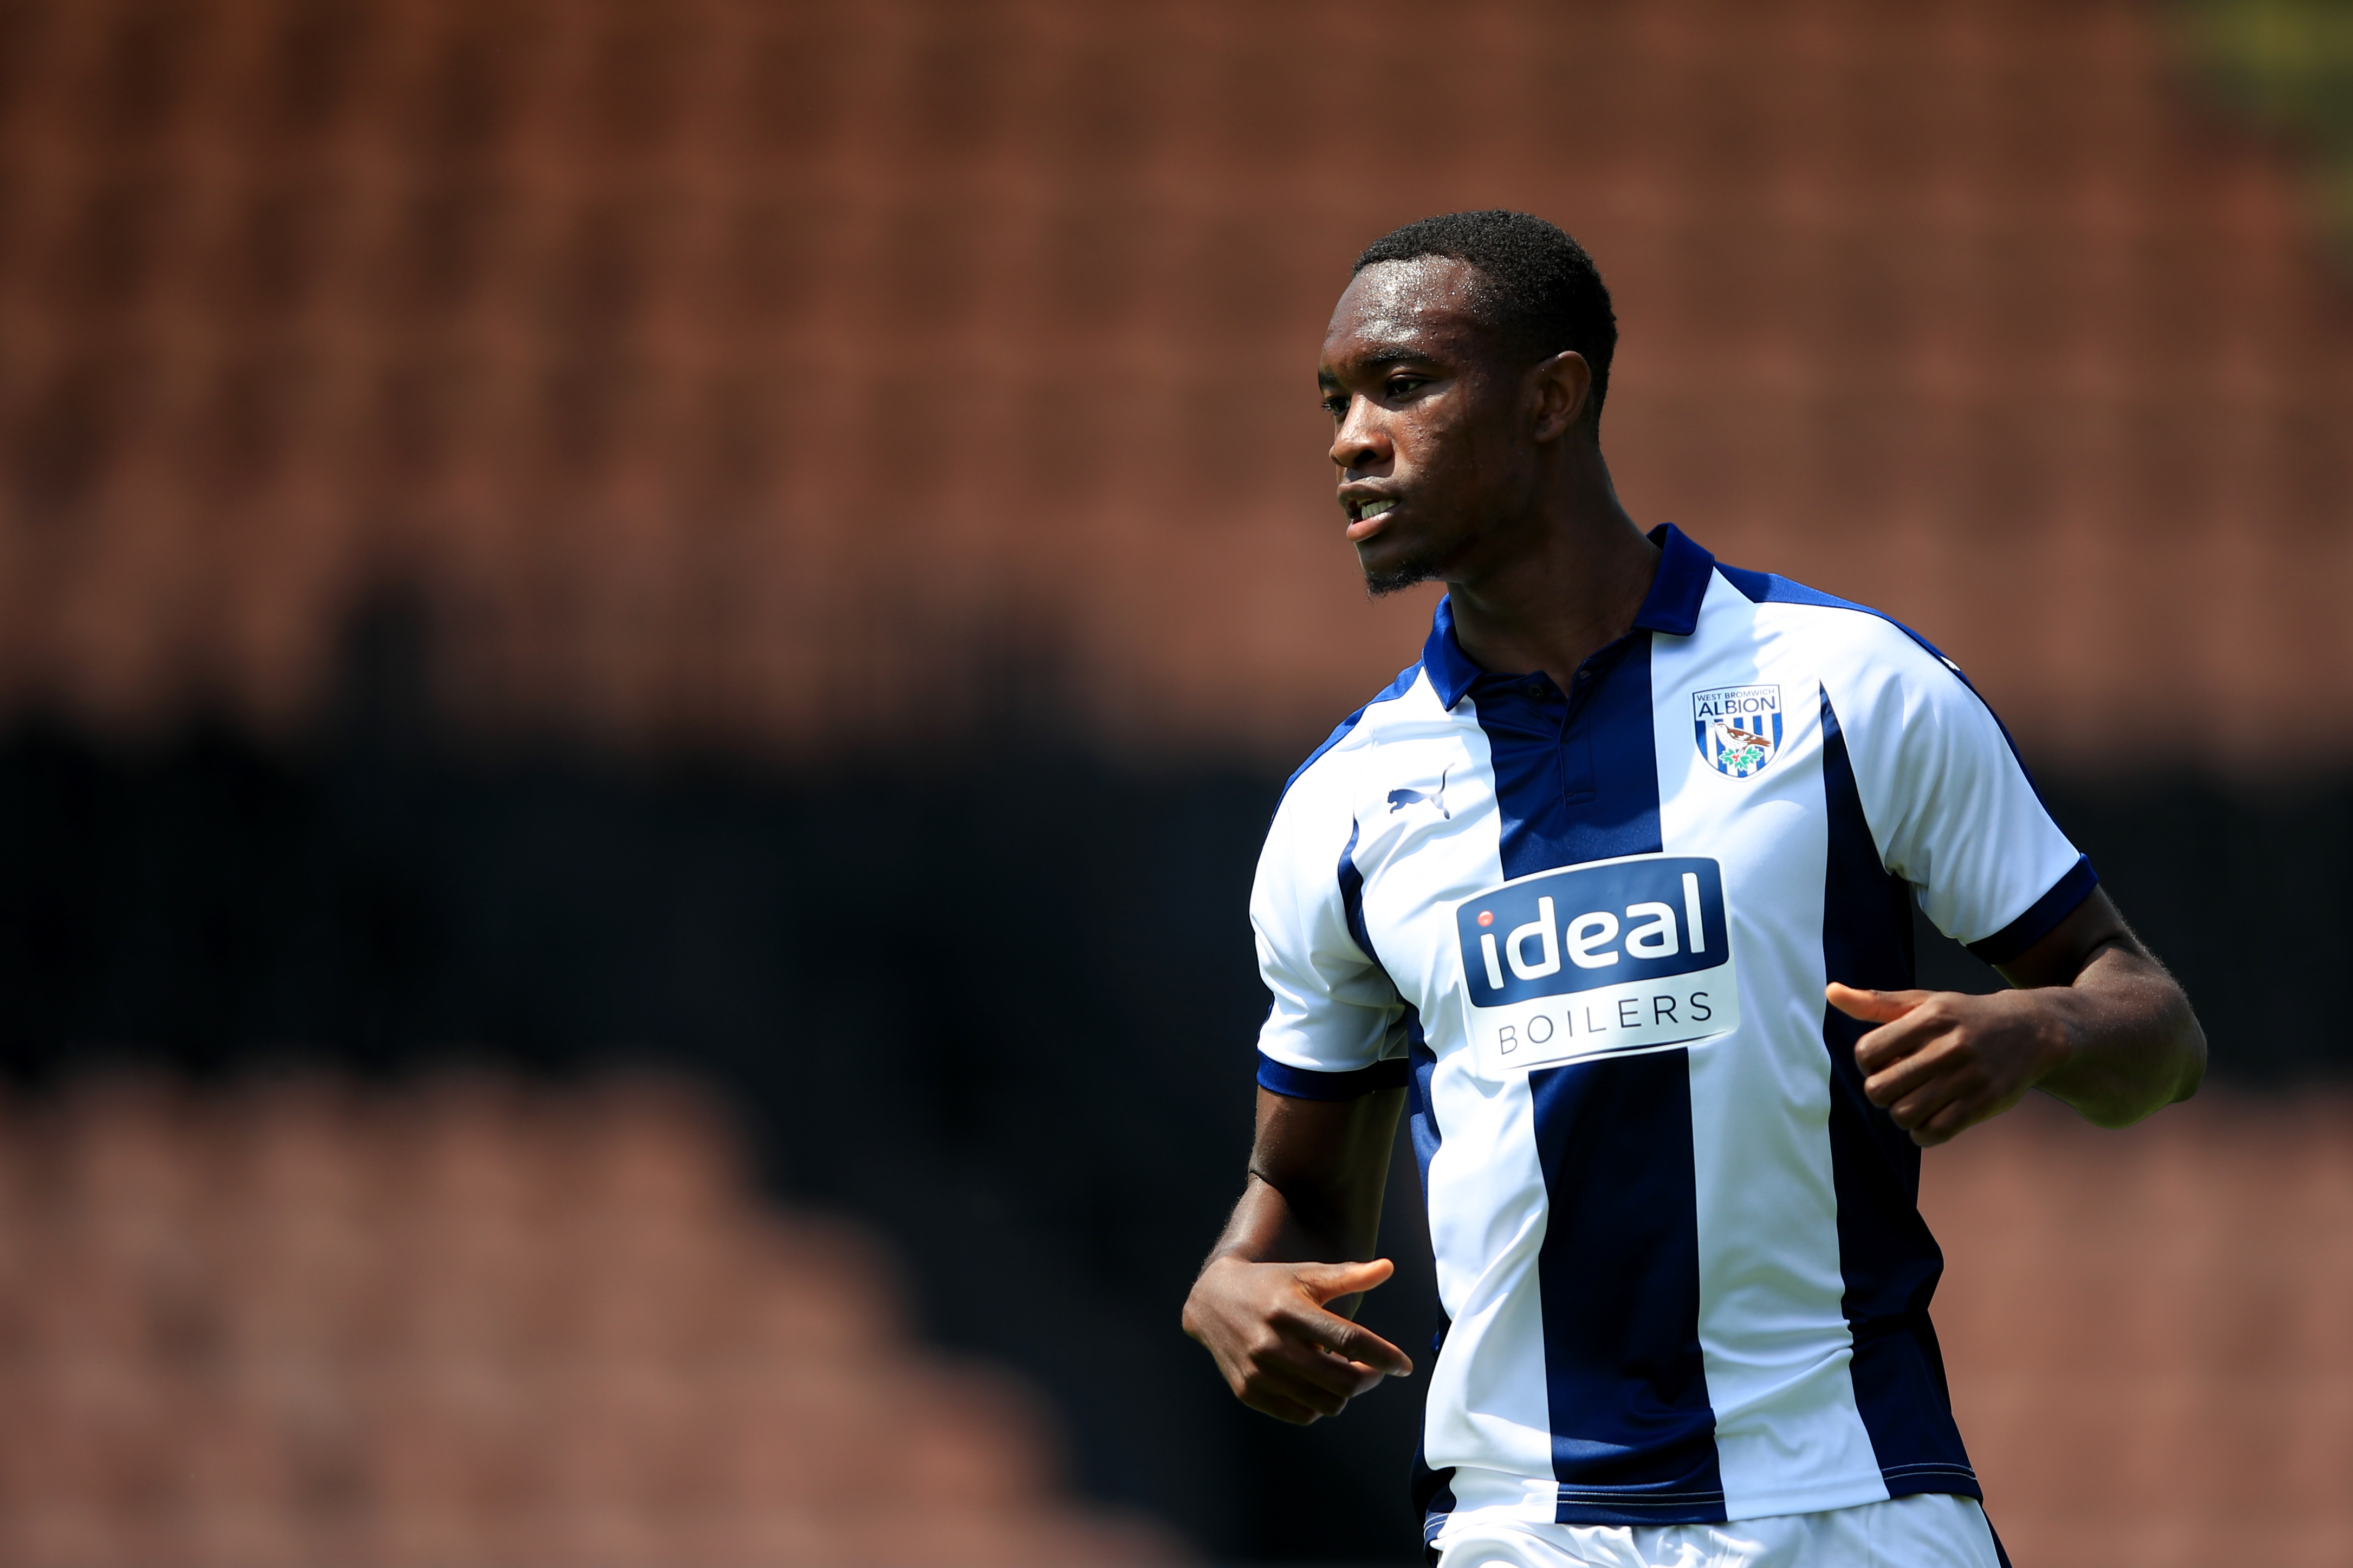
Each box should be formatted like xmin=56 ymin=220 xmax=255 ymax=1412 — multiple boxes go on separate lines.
xmin=1388 ymin=765 xmax=1451 ymax=819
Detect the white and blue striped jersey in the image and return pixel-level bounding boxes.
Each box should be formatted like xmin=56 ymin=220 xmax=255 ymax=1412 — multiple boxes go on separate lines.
xmin=1251 ymin=525 xmax=2093 ymax=1539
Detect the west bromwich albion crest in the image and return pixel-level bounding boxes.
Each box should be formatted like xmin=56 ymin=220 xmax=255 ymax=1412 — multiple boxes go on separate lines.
xmin=1692 ymin=684 xmax=1782 ymax=778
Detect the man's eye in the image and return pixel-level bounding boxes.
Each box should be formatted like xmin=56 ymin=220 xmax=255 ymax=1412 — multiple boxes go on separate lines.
xmin=1320 ymin=396 xmax=1347 ymax=418
xmin=1386 ymin=376 xmax=1426 ymax=399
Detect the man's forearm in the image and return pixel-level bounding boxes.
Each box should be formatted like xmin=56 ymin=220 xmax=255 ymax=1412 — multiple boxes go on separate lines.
xmin=1204 ymin=1085 xmax=1402 ymax=1266
xmin=1838 ymin=888 xmax=2204 ymax=1146
xmin=1181 ymin=1088 xmax=1415 ymax=1420
xmin=2019 ymin=945 xmax=2206 ymax=1127
xmin=1208 ymin=1168 xmax=1379 ymax=1270
xmin=1195 ymin=1086 xmax=1404 ymax=1323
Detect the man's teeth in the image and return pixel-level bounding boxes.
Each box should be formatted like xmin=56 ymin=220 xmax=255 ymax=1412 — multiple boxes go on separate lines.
xmin=1355 ymin=500 xmax=1394 ymax=522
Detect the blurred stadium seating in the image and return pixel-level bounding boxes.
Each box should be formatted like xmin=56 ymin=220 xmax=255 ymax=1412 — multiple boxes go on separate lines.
xmin=1 ymin=0 xmax=2349 ymax=764
xmin=1927 ymin=1093 xmax=2353 ymax=1566
xmin=2 ymin=0 xmax=2351 ymax=1562
xmin=0 ymin=1073 xmax=1172 ymax=1567
xmin=7 ymin=1076 xmax=2346 ymax=1567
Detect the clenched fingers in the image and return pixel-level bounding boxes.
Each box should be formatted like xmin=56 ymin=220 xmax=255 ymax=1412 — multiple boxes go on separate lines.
xmin=1232 ymin=1335 xmax=1391 ymax=1423
xmin=1215 ymin=1302 xmax=1398 ymax=1424
xmin=1827 ymin=987 xmax=1941 ymax=1075
xmin=1827 ymin=983 xmax=2059 ymax=1147
xmin=1830 ymin=987 xmax=1973 ymax=1102
xmin=1183 ymin=1257 xmax=1412 ymax=1426
xmin=1282 ymin=1297 xmax=1412 ymax=1378
xmin=1860 ymin=1012 xmax=1971 ymax=1105
xmin=1882 ymin=1055 xmax=1997 ymax=1142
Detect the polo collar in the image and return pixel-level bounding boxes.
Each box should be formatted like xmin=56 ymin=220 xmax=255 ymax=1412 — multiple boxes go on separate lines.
xmin=1420 ymin=523 xmax=1717 ymax=710
xmin=1420 ymin=596 xmax=1486 ymax=712
xmin=1635 ymin=522 xmax=1715 ymax=637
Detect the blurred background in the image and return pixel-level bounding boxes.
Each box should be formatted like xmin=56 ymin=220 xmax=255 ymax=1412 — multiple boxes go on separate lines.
xmin=1 ymin=0 xmax=2349 ymax=1563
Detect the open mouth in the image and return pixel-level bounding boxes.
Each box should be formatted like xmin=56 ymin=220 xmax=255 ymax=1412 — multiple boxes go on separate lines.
xmin=1344 ymin=497 xmax=1395 ymax=524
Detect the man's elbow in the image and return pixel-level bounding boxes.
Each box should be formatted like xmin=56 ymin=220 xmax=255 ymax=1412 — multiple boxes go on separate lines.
xmin=2167 ymin=1013 xmax=2208 ymax=1105
xmin=2078 ymin=1005 xmax=2206 ymax=1129
xmin=2151 ymin=975 xmax=2208 ymax=1110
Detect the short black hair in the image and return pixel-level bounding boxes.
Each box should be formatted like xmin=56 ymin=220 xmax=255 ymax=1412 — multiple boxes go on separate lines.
xmin=1353 ymin=210 xmax=1617 ymax=421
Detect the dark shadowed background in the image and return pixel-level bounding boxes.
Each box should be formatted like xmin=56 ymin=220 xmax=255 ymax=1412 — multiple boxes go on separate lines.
xmin=2 ymin=1 xmax=2350 ymax=1564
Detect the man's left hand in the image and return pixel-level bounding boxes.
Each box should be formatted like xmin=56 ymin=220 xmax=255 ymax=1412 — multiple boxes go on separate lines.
xmin=1826 ymin=984 xmax=2070 ymax=1147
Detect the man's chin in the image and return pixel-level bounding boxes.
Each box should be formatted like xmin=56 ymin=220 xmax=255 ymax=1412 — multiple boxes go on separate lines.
xmin=1361 ymin=554 xmax=1443 ymax=598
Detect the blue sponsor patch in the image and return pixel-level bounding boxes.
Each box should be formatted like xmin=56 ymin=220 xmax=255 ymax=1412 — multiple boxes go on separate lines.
xmin=1458 ymin=857 xmax=1727 ymax=1006
xmin=1454 ymin=856 xmax=1740 ymax=1075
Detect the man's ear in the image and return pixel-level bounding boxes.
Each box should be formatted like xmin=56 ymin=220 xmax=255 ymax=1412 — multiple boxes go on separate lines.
xmin=1528 ymin=352 xmax=1593 ymax=442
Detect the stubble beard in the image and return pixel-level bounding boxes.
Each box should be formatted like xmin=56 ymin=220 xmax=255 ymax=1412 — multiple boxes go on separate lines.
xmin=1362 ymin=555 xmax=1444 ymax=597
xmin=1360 ymin=484 xmax=1475 ymax=597
xmin=1361 ymin=524 xmax=1462 ymax=597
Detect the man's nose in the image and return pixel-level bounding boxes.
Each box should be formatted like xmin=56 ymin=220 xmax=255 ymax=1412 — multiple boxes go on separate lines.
xmin=1330 ymin=397 xmax=1389 ymax=474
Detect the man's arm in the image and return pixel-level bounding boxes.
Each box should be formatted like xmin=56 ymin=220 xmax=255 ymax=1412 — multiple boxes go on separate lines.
xmin=1180 ymin=1085 xmax=1415 ymax=1424
xmin=1829 ymin=887 xmax=2206 ymax=1147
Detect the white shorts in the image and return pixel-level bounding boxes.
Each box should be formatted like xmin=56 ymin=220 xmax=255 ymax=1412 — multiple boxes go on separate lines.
xmin=1433 ymin=1492 xmax=2004 ymax=1568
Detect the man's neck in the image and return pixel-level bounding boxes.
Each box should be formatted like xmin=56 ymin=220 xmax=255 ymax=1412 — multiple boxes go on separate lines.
xmin=1443 ymin=481 xmax=1662 ymax=686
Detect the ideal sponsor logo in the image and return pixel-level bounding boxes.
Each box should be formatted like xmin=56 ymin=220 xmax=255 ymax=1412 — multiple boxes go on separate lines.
xmin=1691 ymin=684 xmax=1783 ymax=779
xmin=1454 ymin=855 xmax=1739 ymax=1075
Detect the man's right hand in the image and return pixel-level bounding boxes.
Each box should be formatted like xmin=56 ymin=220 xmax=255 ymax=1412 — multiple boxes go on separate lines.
xmin=1181 ymin=1254 xmax=1414 ymax=1424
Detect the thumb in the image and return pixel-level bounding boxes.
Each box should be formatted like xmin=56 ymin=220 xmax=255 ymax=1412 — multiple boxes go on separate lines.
xmin=1294 ymin=1257 xmax=1395 ymax=1304
xmin=1825 ymin=983 xmax=1930 ymax=1024
xmin=1292 ymin=1259 xmax=1413 ymax=1377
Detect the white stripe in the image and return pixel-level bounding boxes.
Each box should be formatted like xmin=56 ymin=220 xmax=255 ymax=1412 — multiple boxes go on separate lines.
xmin=1655 ymin=577 xmax=1888 ymax=1520
xmin=1348 ymin=682 xmax=1559 ymax=1486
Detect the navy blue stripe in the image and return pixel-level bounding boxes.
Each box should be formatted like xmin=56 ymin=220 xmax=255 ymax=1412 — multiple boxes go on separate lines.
xmin=1487 ymin=641 xmax=1668 ymax=875
xmin=1530 ymin=1052 xmax=1720 ymax=1521
xmin=1968 ymin=854 xmax=2098 ymax=965
xmin=1256 ymin=1052 xmax=1410 ymax=1099
xmin=1465 ymin=626 xmax=1720 ymax=1522
xmin=1338 ymin=818 xmax=1375 ymax=961
xmin=1819 ymin=687 xmax=1981 ymax=1501
xmin=1403 ymin=1013 xmax=1456 ymax=1552
xmin=1404 ymin=1022 xmax=1440 ymax=1194
xmin=1425 ymin=526 xmax=1714 ymax=710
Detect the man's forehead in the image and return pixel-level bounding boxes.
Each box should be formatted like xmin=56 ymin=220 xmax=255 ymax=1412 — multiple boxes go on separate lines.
xmin=1347 ymin=255 xmax=1477 ymax=314
xmin=1323 ymin=256 xmax=1485 ymax=370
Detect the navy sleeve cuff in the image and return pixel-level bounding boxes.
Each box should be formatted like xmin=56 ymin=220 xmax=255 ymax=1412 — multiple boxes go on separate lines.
xmin=1256 ymin=1051 xmax=1411 ymax=1101
xmin=1966 ymin=854 xmax=2099 ymax=965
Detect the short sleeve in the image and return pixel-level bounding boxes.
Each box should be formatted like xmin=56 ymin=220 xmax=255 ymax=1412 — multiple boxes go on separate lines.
xmin=1250 ymin=759 xmax=1411 ymax=1099
xmin=1825 ymin=633 xmax=2096 ymax=966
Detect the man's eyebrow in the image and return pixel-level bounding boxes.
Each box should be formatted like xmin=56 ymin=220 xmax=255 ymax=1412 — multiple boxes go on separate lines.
xmin=1323 ymin=350 xmax=1441 ymax=382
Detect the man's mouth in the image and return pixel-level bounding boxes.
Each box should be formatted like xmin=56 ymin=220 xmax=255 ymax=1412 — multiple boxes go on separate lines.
xmin=1344 ymin=497 xmax=1395 ymax=524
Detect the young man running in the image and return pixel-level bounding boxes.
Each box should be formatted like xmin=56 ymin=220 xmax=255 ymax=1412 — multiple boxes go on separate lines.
xmin=1181 ymin=211 xmax=2205 ymax=1568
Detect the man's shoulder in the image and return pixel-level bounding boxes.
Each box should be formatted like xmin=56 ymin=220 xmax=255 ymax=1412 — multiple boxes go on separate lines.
xmin=1276 ymin=659 xmax=1440 ymax=803
xmin=1707 ymin=560 xmax=1967 ymax=685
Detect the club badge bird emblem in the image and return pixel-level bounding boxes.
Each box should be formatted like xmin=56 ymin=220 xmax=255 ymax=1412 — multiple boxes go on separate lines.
xmin=1691 ymin=685 xmax=1784 ymax=779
